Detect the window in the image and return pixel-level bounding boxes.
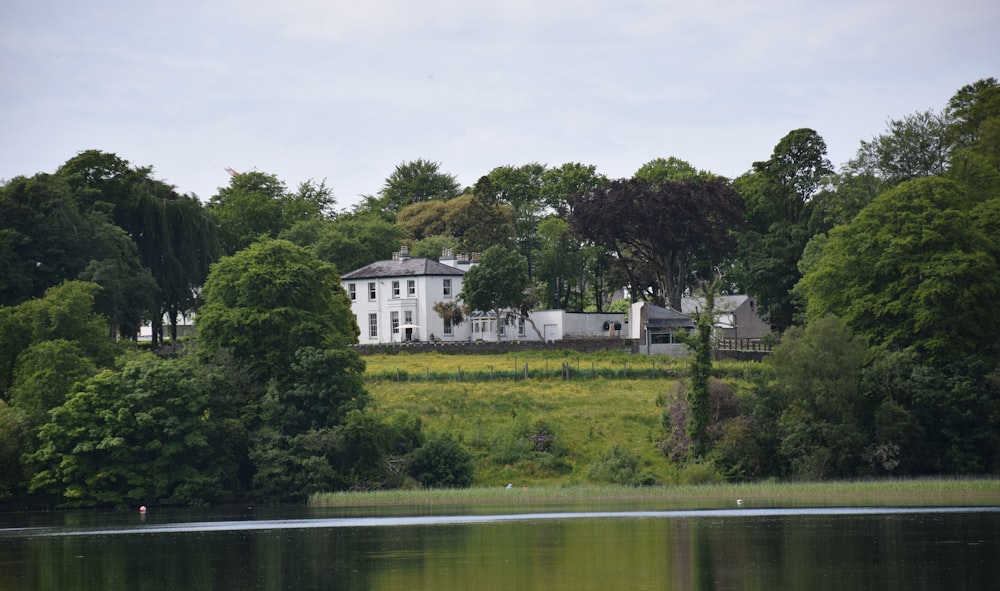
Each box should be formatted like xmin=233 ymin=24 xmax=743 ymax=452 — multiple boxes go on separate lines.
xmin=499 ymin=321 xmax=506 ymax=336
xmin=443 ymin=279 xmax=452 ymax=297
xmin=407 ymin=279 xmax=415 ymax=296
xmin=368 ymin=282 xmax=376 ymax=301
xmin=444 ymin=317 xmax=453 ymax=335
xmin=404 ymin=311 xmax=413 ymax=326
xmin=391 ymin=311 xmax=399 ymax=334
xmin=392 ymin=281 xmax=400 ymax=298
xmin=368 ymin=313 xmax=378 ymax=338
xmin=348 ymin=283 xmax=356 ymax=301
xmin=518 ymin=318 xmax=525 ymax=337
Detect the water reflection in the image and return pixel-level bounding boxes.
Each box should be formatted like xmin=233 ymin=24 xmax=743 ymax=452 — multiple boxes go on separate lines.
xmin=1 ymin=507 xmax=997 ymax=590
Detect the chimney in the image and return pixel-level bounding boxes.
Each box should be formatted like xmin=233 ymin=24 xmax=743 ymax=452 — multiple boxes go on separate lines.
xmin=398 ymin=245 xmax=410 ymax=261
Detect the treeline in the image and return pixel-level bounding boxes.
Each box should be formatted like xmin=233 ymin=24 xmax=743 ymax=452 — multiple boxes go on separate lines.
xmin=1 ymin=77 xmax=999 ymax=506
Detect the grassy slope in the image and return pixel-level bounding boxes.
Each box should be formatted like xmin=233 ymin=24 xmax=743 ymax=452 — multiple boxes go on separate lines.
xmin=363 ymin=351 xmax=757 ymax=487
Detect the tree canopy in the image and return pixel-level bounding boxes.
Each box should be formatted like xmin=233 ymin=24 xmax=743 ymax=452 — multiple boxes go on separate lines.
xmin=459 ymin=245 xmax=529 ymax=336
xmin=569 ymin=175 xmax=743 ymax=310
xmin=196 ymin=239 xmax=359 ymax=382
xmin=798 ymin=176 xmax=1000 ymax=364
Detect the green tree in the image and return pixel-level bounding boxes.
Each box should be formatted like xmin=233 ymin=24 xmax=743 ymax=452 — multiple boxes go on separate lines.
xmin=441 ymin=193 xmax=516 ymax=254
xmin=0 ymin=173 xmax=93 ymax=306
xmin=540 ymin=162 xmax=609 ymax=211
xmin=196 ymin=239 xmax=359 ymax=382
xmin=280 ymin=215 xmax=406 ymax=274
xmin=28 ymin=352 xmax=225 ymax=507
xmin=769 ymin=315 xmax=871 ymax=479
xmin=408 ymin=432 xmax=474 ymax=488
xmin=534 ymin=217 xmax=585 ymax=310
xmin=634 ymin=156 xmax=705 ymax=182
xmin=798 ymin=177 xmax=1000 ymax=364
xmin=208 ymin=171 xmax=329 ymax=256
xmin=946 ymin=77 xmax=1000 ymax=159
xmin=373 ymin=159 xmax=461 ymax=220
xmin=0 ymin=281 xmax=114 ymax=396
xmin=686 ymin=289 xmax=715 ymax=459
xmin=734 ymin=128 xmax=833 ymax=329
xmin=459 ymin=246 xmax=529 ymax=338
xmin=396 ymin=200 xmax=451 ymax=240
xmin=475 ymin=164 xmax=548 ymax=276
xmin=8 ymin=340 xmax=96 ymax=426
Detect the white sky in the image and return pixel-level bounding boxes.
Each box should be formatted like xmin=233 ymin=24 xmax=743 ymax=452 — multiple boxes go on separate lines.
xmin=2 ymin=0 xmax=997 ymax=209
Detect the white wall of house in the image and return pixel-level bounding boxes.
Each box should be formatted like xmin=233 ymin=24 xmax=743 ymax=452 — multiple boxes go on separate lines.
xmin=344 ymin=272 xmax=472 ymax=345
xmin=341 ymin=250 xmax=629 ymax=345
xmin=526 ymin=310 xmax=625 ymax=341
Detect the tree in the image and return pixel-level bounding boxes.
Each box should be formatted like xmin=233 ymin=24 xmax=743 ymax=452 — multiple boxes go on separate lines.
xmin=441 ymin=193 xmax=516 ymax=254
xmin=0 ymin=281 xmax=115 ymax=396
xmin=534 ymin=217 xmax=585 ymax=311
xmin=946 ymin=77 xmax=1000 ymax=158
xmin=27 ymin=352 xmax=226 ymax=507
xmin=77 ymin=221 xmax=158 ymax=339
xmin=851 ymin=110 xmax=955 ymax=187
xmin=475 ymin=164 xmax=548 ymax=276
xmin=569 ymin=176 xmax=743 ymax=310
xmin=685 ymin=288 xmax=715 ymax=459
xmin=209 ymin=171 xmax=332 ymax=256
xmin=280 ymin=215 xmax=406 ymax=274
xmin=396 ymin=200 xmax=451 ymax=240
xmin=769 ymin=315 xmax=871 ymax=479
xmin=798 ymin=177 xmax=1000 ymax=364
xmin=540 ymin=162 xmax=609 ymax=210
xmin=734 ymin=129 xmax=833 ymax=329
xmin=634 ymin=156 xmax=704 ymax=182
xmin=407 ymin=432 xmax=474 ymax=488
xmin=373 ymin=159 xmax=461 ymax=220
xmin=0 ymin=173 xmax=93 ymax=306
xmin=196 ymin=239 xmax=359 ymax=382
xmin=459 ymin=246 xmax=529 ymax=338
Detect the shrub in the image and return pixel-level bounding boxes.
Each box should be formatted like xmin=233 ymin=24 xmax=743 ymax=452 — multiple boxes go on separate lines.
xmin=677 ymin=461 xmax=724 ymax=485
xmin=587 ymin=445 xmax=658 ymax=486
xmin=408 ymin=433 xmax=474 ymax=488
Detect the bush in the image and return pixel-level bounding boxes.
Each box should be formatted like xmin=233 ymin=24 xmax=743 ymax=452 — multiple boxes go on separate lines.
xmin=587 ymin=445 xmax=658 ymax=486
xmin=408 ymin=433 xmax=474 ymax=488
xmin=677 ymin=461 xmax=724 ymax=485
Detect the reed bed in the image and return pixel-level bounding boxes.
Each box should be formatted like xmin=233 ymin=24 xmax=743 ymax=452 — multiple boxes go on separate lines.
xmin=310 ymin=478 xmax=1000 ymax=508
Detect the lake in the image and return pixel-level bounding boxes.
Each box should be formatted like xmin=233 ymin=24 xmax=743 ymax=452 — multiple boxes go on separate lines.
xmin=1 ymin=504 xmax=997 ymax=590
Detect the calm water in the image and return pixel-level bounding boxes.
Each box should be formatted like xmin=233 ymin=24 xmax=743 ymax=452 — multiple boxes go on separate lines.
xmin=1 ymin=504 xmax=997 ymax=590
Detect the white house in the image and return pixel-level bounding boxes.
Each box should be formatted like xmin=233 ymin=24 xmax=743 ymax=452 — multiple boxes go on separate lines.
xmin=341 ymin=248 xmax=628 ymax=345
xmin=341 ymin=247 xmax=474 ymax=344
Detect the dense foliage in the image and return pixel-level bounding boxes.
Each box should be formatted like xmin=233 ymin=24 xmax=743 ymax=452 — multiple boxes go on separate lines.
xmin=1 ymin=77 xmax=998 ymax=506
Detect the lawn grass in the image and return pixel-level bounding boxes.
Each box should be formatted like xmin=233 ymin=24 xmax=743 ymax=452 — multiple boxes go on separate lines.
xmin=310 ymin=478 xmax=1000 ymax=509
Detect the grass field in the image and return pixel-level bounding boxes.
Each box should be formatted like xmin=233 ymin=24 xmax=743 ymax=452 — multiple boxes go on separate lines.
xmin=360 ymin=351 xmax=772 ymax=487
xmin=311 ymin=478 xmax=1000 ymax=508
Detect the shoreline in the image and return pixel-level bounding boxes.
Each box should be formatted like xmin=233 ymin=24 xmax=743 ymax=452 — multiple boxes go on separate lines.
xmin=309 ymin=477 xmax=1000 ymax=508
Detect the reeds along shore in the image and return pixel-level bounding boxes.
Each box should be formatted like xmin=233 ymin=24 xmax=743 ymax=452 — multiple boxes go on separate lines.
xmin=310 ymin=479 xmax=1000 ymax=508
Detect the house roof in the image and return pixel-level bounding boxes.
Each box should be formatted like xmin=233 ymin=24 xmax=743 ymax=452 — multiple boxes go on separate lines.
xmin=341 ymin=258 xmax=466 ymax=280
xmin=645 ymin=304 xmax=695 ymax=329
xmin=681 ymin=294 xmax=751 ymax=315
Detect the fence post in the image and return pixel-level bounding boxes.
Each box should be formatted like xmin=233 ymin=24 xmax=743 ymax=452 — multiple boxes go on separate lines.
xmin=524 ymin=363 xmax=529 ymax=380
xmin=458 ymin=366 xmax=462 ymax=381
